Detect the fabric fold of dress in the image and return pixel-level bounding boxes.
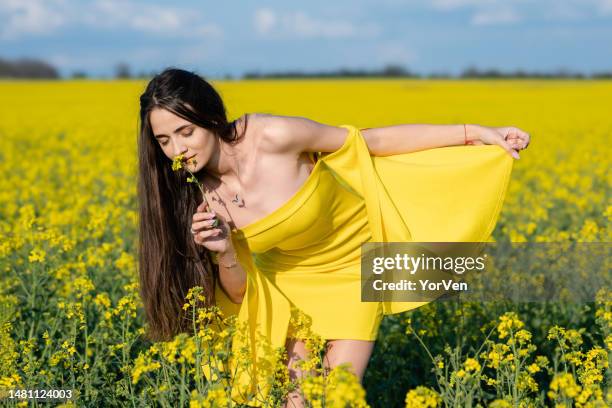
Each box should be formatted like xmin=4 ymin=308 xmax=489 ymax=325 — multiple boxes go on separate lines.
xmin=205 ymin=124 xmax=514 ymax=406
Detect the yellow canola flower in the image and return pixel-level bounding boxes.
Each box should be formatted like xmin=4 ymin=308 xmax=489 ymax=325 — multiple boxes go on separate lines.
xmin=131 ymin=352 xmax=161 ymax=384
xmin=497 ymin=312 xmax=525 ymax=339
xmin=404 ymin=386 xmax=442 ymax=408
xmin=172 ymin=154 xmax=185 ymax=171
xmin=464 ymin=357 xmax=481 ymax=372
xmin=28 ymin=248 xmax=46 ymax=263
xmin=548 ymin=372 xmax=581 ymax=400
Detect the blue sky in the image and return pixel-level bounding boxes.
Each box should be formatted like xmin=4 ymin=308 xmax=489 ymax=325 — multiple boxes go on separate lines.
xmin=1 ymin=0 xmax=611 ymax=78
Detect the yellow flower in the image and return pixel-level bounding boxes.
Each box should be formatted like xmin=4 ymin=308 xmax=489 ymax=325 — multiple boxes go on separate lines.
xmin=486 ymin=350 xmax=503 ymax=369
xmin=464 ymin=358 xmax=481 ymax=372
xmin=28 ymin=248 xmax=46 ymax=263
xmin=527 ymin=363 xmax=540 ymax=374
xmin=131 ymin=352 xmax=161 ymax=384
xmin=548 ymin=372 xmax=581 ymax=400
xmin=404 ymin=386 xmax=442 ymax=408
xmin=489 ymin=399 xmax=512 ymax=408
xmin=515 ymin=329 xmax=532 ymax=344
xmin=301 ymin=375 xmax=325 ymax=404
xmin=189 ymin=385 xmax=229 ymax=407
xmin=517 ymin=372 xmax=538 ymax=393
xmin=93 ymin=293 xmax=111 ymax=309
xmin=565 ymin=329 xmax=583 ymax=347
xmin=497 ymin=312 xmax=525 ymax=339
xmin=172 ymin=154 xmax=185 ymax=171
xmin=325 ymin=364 xmax=369 ymax=407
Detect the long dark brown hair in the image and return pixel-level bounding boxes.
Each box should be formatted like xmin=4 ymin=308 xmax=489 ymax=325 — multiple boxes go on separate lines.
xmin=137 ymin=67 xmax=249 ymax=342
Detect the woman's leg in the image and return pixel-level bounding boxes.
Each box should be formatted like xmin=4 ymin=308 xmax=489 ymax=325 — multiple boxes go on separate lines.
xmin=322 ymin=339 xmax=375 ymax=383
xmin=281 ymin=338 xmax=375 ymax=407
xmin=282 ymin=337 xmax=315 ymax=408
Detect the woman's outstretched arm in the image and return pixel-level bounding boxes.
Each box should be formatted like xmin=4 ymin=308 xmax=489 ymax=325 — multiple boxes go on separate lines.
xmin=362 ymin=123 xmax=529 ymax=158
xmin=254 ymin=114 xmax=529 ymax=159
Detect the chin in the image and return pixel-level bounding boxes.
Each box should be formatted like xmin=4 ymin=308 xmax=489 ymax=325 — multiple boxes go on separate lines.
xmin=187 ymin=161 xmax=200 ymax=172
xmin=185 ymin=156 xmax=199 ymax=169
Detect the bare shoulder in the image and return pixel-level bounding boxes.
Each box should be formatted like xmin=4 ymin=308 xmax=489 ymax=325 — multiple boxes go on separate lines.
xmin=252 ymin=113 xmax=350 ymax=155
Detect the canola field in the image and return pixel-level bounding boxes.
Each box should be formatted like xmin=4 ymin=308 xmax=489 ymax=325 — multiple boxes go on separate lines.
xmin=0 ymin=79 xmax=610 ymax=407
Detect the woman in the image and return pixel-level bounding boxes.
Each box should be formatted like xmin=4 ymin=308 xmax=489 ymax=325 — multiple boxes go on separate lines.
xmin=137 ymin=67 xmax=529 ymax=407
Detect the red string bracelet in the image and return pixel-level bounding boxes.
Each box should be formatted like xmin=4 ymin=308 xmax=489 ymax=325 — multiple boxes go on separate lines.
xmin=464 ymin=124 xmax=474 ymax=145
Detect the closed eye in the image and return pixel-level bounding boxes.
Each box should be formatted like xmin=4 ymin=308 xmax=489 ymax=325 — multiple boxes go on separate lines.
xmin=158 ymin=127 xmax=193 ymax=146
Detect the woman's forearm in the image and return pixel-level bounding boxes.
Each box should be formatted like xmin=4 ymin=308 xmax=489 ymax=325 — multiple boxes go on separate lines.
xmin=217 ymin=246 xmax=247 ymax=304
xmin=367 ymin=123 xmax=482 ymax=156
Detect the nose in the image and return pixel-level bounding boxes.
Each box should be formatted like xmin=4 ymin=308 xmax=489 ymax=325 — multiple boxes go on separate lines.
xmin=171 ymin=140 xmax=189 ymax=158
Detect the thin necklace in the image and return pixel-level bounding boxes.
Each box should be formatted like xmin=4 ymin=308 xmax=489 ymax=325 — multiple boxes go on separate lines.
xmin=227 ymin=119 xmax=246 ymax=207
xmin=230 ymin=159 xmax=246 ymax=207
xmin=202 ymin=120 xmax=247 ymax=208
xmin=202 ymin=164 xmax=246 ymax=209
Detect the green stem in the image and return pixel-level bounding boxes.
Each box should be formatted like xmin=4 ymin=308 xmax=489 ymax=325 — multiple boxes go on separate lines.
xmin=184 ymin=168 xmax=219 ymax=228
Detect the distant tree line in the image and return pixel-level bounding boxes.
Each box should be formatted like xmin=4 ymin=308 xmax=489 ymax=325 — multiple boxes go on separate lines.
xmin=243 ymin=64 xmax=612 ymax=79
xmin=0 ymin=57 xmax=60 ymax=78
xmin=1 ymin=57 xmax=611 ymax=80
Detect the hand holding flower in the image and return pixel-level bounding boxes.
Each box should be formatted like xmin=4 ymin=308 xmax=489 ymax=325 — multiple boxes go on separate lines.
xmin=171 ymin=153 xmax=220 ymax=228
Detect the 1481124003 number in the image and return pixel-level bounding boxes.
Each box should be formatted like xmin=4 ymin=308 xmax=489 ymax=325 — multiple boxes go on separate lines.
xmin=5 ymin=389 xmax=74 ymax=401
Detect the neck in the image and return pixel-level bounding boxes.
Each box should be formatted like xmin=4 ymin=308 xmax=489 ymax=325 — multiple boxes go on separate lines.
xmin=202 ymin=119 xmax=247 ymax=186
xmin=204 ymin=140 xmax=240 ymax=180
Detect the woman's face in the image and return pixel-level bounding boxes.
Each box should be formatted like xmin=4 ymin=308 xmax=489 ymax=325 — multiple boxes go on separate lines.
xmin=149 ymin=107 xmax=216 ymax=172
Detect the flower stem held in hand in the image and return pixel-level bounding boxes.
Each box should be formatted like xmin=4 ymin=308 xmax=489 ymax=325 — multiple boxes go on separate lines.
xmin=171 ymin=153 xmax=220 ymax=228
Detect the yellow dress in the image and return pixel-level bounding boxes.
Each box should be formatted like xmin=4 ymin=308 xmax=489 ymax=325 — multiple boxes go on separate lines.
xmin=205 ymin=124 xmax=514 ymax=406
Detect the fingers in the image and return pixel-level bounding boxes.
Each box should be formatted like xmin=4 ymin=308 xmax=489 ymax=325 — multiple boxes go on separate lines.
xmin=192 ymin=218 xmax=217 ymax=231
xmin=512 ymin=135 xmax=529 ymax=150
xmin=193 ymin=211 xmax=216 ymax=222
xmin=192 ymin=211 xmax=218 ymax=236
xmin=194 ymin=227 xmax=222 ymax=244
xmin=521 ymin=130 xmax=531 ymax=149
xmin=507 ymin=137 xmax=523 ymax=150
xmin=498 ymin=137 xmax=520 ymax=160
xmin=504 ymin=128 xmax=530 ymax=150
xmin=509 ymin=134 xmax=529 ymax=148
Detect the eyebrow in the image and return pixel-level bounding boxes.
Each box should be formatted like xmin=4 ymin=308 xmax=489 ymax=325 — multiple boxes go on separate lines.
xmin=154 ymin=124 xmax=193 ymax=139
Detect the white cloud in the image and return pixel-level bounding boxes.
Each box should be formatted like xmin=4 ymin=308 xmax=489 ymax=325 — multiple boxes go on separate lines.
xmin=46 ymin=52 xmax=109 ymax=70
xmin=544 ymin=3 xmax=589 ymax=21
xmin=0 ymin=0 xmax=67 ymax=39
xmin=430 ymin=0 xmax=497 ymax=12
xmin=538 ymin=0 xmax=612 ymax=19
xmin=253 ymin=8 xmax=381 ymax=39
xmin=376 ymin=42 xmax=418 ymax=65
xmin=471 ymin=7 xmax=521 ymax=25
xmin=85 ymin=0 xmax=223 ymax=38
xmin=48 ymin=43 xmax=215 ymax=71
xmin=254 ymin=8 xmax=277 ymax=34
xmin=595 ymin=0 xmax=612 ymax=14
xmin=0 ymin=0 xmax=223 ymax=40
xmin=382 ymin=0 xmax=612 ymax=23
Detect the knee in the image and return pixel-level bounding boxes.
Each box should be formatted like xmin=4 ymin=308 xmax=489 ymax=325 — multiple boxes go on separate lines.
xmin=322 ymin=340 xmax=375 ymax=383
xmin=323 ymin=358 xmax=365 ymax=383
